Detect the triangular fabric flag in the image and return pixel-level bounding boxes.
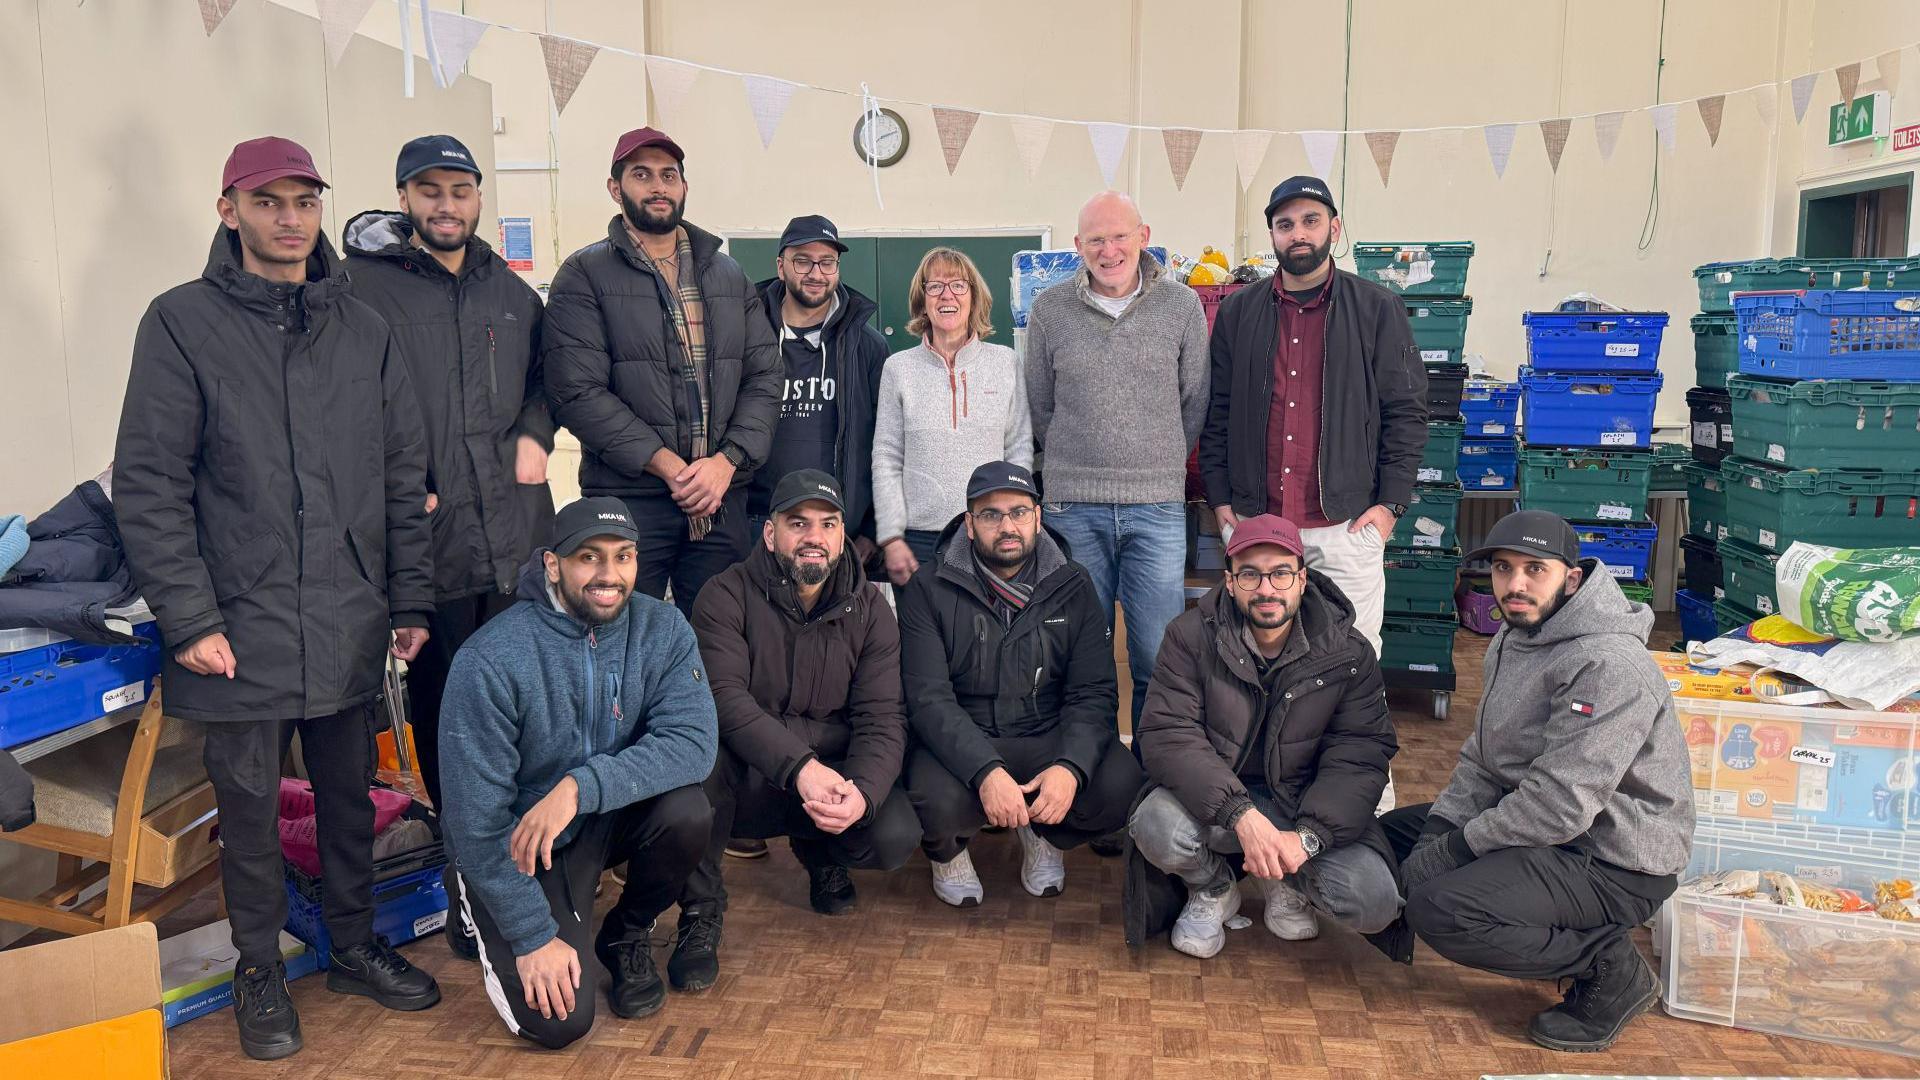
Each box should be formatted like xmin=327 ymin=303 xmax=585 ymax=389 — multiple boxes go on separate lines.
xmin=1364 ymin=130 xmax=1400 ymax=186
xmin=1837 ymin=61 xmax=1861 ymax=104
xmin=1539 ymin=118 xmax=1570 ymax=173
xmin=1593 ymin=111 xmax=1625 ymax=162
xmin=1483 ymin=123 xmax=1516 ymax=179
xmin=1232 ymin=130 xmax=1272 ymax=191
xmin=1791 ymin=73 xmax=1818 ymax=123
xmin=1161 ymin=129 xmax=1201 ymax=191
xmin=1879 ymin=49 xmax=1903 ymax=98
xmin=539 ymin=35 xmax=599 ymax=116
xmin=1086 ymin=122 xmax=1130 ymax=188
xmin=1697 ymin=94 xmax=1726 ymax=146
xmin=424 ymin=10 xmax=488 ymax=89
xmin=198 ymin=0 xmax=238 ymax=35
xmin=1651 ymin=103 xmax=1678 ymax=153
xmin=317 ymin=0 xmax=377 ymax=67
xmin=742 ymin=74 xmax=799 ymax=148
xmin=1300 ymin=131 xmax=1339 ymax=180
xmin=644 ymin=56 xmax=700 ymax=122
xmin=1008 ymin=117 xmax=1053 ymax=179
xmin=1753 ymin=86 xmax=1777 ymax=130
xmin=932 ymin=108 xmax=981 ymax=175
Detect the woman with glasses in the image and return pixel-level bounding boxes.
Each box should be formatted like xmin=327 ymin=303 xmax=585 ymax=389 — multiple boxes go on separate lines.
xmin=872 ymin=247 xmax=1032 ymax=587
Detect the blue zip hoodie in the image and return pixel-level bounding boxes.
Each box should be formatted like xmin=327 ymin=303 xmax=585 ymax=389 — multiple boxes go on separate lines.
xmin=439 ymin=556 xmax=718 ymax=956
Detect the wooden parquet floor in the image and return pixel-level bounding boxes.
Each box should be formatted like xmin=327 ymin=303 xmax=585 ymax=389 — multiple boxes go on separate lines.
xmin=162 ymin=619 xmax=1919 ymax=1078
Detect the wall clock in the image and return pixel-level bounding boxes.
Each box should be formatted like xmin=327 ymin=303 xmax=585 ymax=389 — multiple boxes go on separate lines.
xmin=854 ymin=107 xmax=909 ymax=168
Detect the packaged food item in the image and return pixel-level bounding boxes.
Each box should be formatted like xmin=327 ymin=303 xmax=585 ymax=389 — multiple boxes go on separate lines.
xmin=1763 ymin=871 xmax=1874 ymax=913
xmin=1651 ymin=650 xmax=1754 ymax=700
xmin=1199 ymin=245 xmax=1230 ymax=271
xmin=1684 ymin=869 xmax=1763 ymax=897
xmin=1875 ymin=878 xmax=1916 ymax=905
xmin=1775 ymin=542 xmax=1920 ymax=643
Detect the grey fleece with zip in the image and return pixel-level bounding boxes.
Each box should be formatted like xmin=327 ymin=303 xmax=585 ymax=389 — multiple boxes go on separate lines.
xmin=1429 ymin=561 xmax=1695 ymax=876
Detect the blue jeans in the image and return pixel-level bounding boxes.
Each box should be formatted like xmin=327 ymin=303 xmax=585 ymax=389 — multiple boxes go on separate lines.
xmin=1042 ymin=501 xmax=1187 ymax=729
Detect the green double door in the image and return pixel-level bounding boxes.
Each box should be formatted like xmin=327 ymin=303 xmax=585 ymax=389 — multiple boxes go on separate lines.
xmin=729 ymin=233 xmax=1044 ymax=352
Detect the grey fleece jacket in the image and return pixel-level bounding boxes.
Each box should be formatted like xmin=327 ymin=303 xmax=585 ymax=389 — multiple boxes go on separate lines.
xmin=1025 ymin=253 xmax=1211 ymax=505
xmin=1429 ymin=560 xmax=1695 ymax=876
xmin=871 ymin=337 xmax=1032 ymax=542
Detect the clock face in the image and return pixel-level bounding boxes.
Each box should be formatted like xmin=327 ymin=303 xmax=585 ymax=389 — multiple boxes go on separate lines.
xmin=855 ymin=109 xmax=909 ymax=167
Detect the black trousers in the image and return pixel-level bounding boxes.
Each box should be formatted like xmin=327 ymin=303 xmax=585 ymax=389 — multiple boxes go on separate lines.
xmin=408 ymin=589 xmax=517 ymax=809
xmin=202 ymin=704 xmax=377 ymax=970
xmin=904 ymin=729 xmax=1145 ymax=862
xmin=1384 ymin=803 xmax=1676 ymax=981
xmin=455 ymin=785 xmax=710 ymax=1050
xmin=679 ymin=747 xmax=920 ymax=917
xmin=624 ymin=488 xmax=750 ymax=619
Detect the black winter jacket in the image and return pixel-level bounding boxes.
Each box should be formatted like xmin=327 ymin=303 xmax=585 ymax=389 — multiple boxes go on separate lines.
xmin=543 ymin=218 xmax=781 ymax=499
xmin=0 ymin=480 xmax=141 ymax=644
xmin=113 ymin=228 xmax=433 ymax=723
xmin=343 ymin=211 xmax=552 ymax=601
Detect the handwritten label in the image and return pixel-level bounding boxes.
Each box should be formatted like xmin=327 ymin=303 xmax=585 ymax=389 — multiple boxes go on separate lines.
xmin=1480 ymin=422 xmax=1506 ymax=435
xmin=1599 ymin=431 xmax=1636 ymax=446
xmin=414 ymin=910 xmax=449 ymax=936
xmin=1767 ymin=443 xmax=1786 ymax=463
xmin=1596 ymin=504 xmax=1632 ymax=521
xmin=1605 ymin=342 xmax=1641 ymax=357
xmin=1759 ymin=528 xmax=1778 ymax=550
xmin=102 ymin=682 xmax=146 ymax=713
xmin=1421 ymin=349 xmax=1450 ymax=363
xmin=1789 ymin=746 xmax=1835 ymax=769
xmin=1418 ymin=467 xmax=1443 ymax=482
xmin=1409 ymin=663 xmax=1439 ymax=672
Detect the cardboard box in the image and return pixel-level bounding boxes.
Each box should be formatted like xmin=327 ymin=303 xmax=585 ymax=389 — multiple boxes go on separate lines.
xmin=160 ymin=919 xmax=320 ymax=1028
xmin=0 ymin=922 xmax=166 ymax=1079
xmin=1651 ymin=649 xmax=1755 ymax=701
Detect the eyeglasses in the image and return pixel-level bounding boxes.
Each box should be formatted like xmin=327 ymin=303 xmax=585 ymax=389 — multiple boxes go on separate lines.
xmin=925 ymin=279 xmax=971 ymax=297
xmin=1231 ymin=567 xmax=1301 ymax=591
xmin=970 ymin=506 xmax=1034 ymax=526
xmin=788 ymin=256 xmax=839 ymax=275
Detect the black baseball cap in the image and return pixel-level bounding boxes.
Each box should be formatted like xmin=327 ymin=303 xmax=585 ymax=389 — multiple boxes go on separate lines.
xmin=779 ymin=214 xmax=848 ymax=254
xmin=396 ymin=134 xmax=482 ymax=185
xmin=1264 ymin=174 xmax=1338 ymax=224
xmin=965 ymin=461 xmax=1040 ymax=502
xmin=550 ymin=496 xmax=639 ymax=556
xmin=1466 ymin=509 xmax=1582 ymax=567
xmin=770 ymin=469 xmax=845 ymax=515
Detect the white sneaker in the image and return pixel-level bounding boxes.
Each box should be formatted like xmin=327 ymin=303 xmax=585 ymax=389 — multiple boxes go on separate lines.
xmin=1015 ymin=826 xmax=1066 ymax=897
xmin=1170 ymin=880 xmax=1241 ymax=958
xmin=1262 ymin=879 xmax=1320 ymax=941
xmin=930 ymin=849 xmax=984 ymax=907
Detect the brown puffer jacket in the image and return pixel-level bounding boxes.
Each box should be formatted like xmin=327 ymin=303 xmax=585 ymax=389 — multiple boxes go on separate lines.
xmin=689 ymin=544 xmax=905 ymax=824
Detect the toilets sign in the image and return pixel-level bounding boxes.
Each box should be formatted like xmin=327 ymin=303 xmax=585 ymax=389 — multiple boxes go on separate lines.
xmin=1895 ymin=123 xmax=1920 ymax=153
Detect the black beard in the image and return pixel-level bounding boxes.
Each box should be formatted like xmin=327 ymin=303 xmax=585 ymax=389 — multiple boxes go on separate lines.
xmin=786 ymin=280 xmax=833 ymax=310
xmin=779 ymin=550 xmax=834 ymax=587
xmin=1241 ymin=598 xmax=1296 ymax=631
xmin=974 ymin=535 xmax=1033 ymax=570
xmin=235 ymin=218 xmax=311 ymax=267
xmin=1277 ymin=239 xmax=1331 ymax=277
xmin=558 ymin=578 xmax=628 ymax=626
xmin=408 ymin=210 xmax=472 ymax=254
xmin=622 ymin=190 xmax=684 ymax=235
xmin=1503 ymin=583 xmax=1573 ymax=635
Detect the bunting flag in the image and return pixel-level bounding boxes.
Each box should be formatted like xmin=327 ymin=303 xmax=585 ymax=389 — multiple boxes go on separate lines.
xmin=1837 ymin=61 xmax=1861 ymax=104
xmin=1301 ymin=131 xmax=1339 ymax=180
xmin=317 ymin=0 xmax=378 ymax=66
xmin=1539 ymin=118 xmax=1570 ymax=173
xmin=1753 ymin=86 xmax=1777 ymax=129
xmin=198 ymin=0 xmax=237 ymax=35
xmin=1087 ymin=122 xmax=1130 ymax=187
xmin=1364 ymin=130 xmax=1400 ymax=186
xmin=1232 ymin=130 xmax=1272 ymax=191
xmin=424 ymin=10 xmax=488 ymax=89
xmin=1592 ymin=111 xmax=1625 ymax=161
xmin=1483 ymin=123 xmax=1516 ymax=178
xmin=932 ymin=108 xmax=981 ymax=174
xmin=645 ymin=56 xmax=700 ymax=122
xmin=742 ymin=74 xmax=799 ymax=148
xmin=1162 ymin=128 xmax=1202 ymax=191
xmin=1650 ymin=102 xmax=1678 ymax=152
xmin=1879 ymin=49 xmax=1904 ymax=97
xmin=1697 ymin=94 xmax=1727 ymax=146
xmin=1791 ymin=72 xmax=1819 ymax=122
xmin=1008 ymin=117 xmax=1054 ymax=179
xmin=540 ymin=35 xmax=600 ymax=115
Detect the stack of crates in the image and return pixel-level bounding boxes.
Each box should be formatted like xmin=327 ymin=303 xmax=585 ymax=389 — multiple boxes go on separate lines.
xmin=1516 ymin=307 xmax=1668 ymax=597
xmin=1459 ymin=379 xmax=1521 ymax=490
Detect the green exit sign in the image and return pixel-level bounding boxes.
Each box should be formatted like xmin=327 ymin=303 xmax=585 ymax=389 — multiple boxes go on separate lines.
xmin=1829 ymin=90 xmax=1891 ymax=146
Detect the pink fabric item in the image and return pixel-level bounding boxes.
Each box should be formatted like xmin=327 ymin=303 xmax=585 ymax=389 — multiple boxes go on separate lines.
xmin=278 ymin=780 xmax=415 ymax=878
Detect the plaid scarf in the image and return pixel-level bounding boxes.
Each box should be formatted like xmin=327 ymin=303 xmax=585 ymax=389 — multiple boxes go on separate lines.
xmin=973 ymin=547 xmax=1038 ymax=627
xmin=633 ymin=225 xmax=714 ymax=539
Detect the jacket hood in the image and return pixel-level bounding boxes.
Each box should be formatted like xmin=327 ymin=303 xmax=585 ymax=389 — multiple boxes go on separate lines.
xmin=742 ymin=539 xmax=865 ymax=622
xmin=1201 ymin=570 xmax=1360 ymax=664
xmin=512 ymin=548 xmax=645 ymax=641
xmin=342 ymin=209 xmax=500 ymax=276
xmin=1509 ymin=558 xmax=1650 ymax=649
xmin=202 ymin=224 xmax=349 ymax=315
xmin=757 ymin=277 xmax=880 ymax=337
xmin=933 ymin=512 xmax=1075 ymax=590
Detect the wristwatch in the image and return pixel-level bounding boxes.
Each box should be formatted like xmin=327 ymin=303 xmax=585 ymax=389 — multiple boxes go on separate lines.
xmin=1383 ymin=501 xmax=1408 ymax=519
xmin=1298 ymin=830 xmax=1323 ymax=858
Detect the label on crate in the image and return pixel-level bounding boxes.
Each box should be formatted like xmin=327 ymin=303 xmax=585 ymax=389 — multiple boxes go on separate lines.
xmin=1415 ymin=516 xmax=1444 ymax=537
xmin=1793 ymin=863 xmax=1844 ymax=884
xmin=1767 ymin=442 xmax=1786 ymax=463
xmin=1480 ymin=476 xmax=1505 ymax=487
xmin=1608 ymin=564 xmax=1633 ymax=579
xmin=1420 ymin=349 xmax=1449 ymax=363
xmin=1717 ymin=524 xmax=1729 ymax=542
xmin=1418 ymin=467 xmax=1443 ymax=482
xmin=1596 ymin=504 xmax=1633 ymax=521
xmin=1692 ymin=421 xmax=1717 ymax=448
xmin=1599 ymin=431 xmax=1636 ymax=446
xmin=1757 ymin=596 xmax=1775 ymax=614
xmin=1413 ymin=535 xmax=1441 ymax=549
xmin=1604 ymin=342 xmax=1641 ymax=357
xmin=1409 ymin=663 xmax=1440 ymax=672
xmin=1759 ymin=528 xmax=1778 ymax=549
xmin=1789 ymin=746 xmax=1836 ymax=769
xmin=1713 ymin=585 xmax=1725 ymax=600
xmin=413 ymin=910 xmax=448 ymax=937
xmin=101 ymin=681 xmax=146 ymax=713
xmin=1720 ymin=423 xmax=1733 ymax=444
xmin=1480 ymin=422 xmax=1507 ymax=435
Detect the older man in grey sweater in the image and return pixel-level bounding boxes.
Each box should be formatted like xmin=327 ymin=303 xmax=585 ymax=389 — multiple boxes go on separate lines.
xmin=1026 ymin=192 xmax=1210 ymax=731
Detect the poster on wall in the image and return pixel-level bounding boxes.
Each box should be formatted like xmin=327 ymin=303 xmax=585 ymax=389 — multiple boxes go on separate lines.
xmin=499 ymin=217 xmax=534 ymax=272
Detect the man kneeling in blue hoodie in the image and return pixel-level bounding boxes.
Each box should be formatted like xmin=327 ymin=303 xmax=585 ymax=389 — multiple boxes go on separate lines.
xmin=440 ymin=497 xmax=719 ymax=1049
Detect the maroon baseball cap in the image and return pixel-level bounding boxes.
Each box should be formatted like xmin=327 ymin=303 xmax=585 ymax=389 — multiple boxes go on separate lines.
xmin=610 ymin=126 xmax=686 ymax=171
xmin=222 ymin=136 xmax=328 ymax=193
xmin=1224 ymin=514 xmax=1305 ymax=560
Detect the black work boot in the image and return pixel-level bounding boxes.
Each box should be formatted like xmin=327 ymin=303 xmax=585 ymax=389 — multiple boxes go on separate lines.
xmin=327 ymin=940 xmax=442 ymax=1011
xmin=233 ymin=960 xmax=303 ymax=1061
xmin=1088 ymin=828 xmax=1127 ymax=858
xmin=667 ymin=912 xmax=723 ymax=992
xmin=807 ymin=862 xmax=857 ymax=916
xmin=595 ymin=924 xmax=667 ymax=1019
xmin=1527 ymin=938 xmax=1661 ymax=1052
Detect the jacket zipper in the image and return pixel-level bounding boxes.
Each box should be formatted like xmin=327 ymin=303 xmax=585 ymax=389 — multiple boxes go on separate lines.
xmin=946 ymin=354 xmax=959 ymax=430
xmin=584 ymin=628 xmax=599 ymax=761
xmin=486 ymin=322 xmax=499 ymax=399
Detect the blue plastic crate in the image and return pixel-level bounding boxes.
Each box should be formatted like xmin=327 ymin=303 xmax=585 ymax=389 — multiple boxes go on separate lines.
xmin=1675 ymin=588 xmax=1717 ymax=644
xmin=0 ymin=621 xmax=163 ymax=749
xmin=1518 ymin=368 xmax=1663 ymax=448
xmin=1574 ymin=520 xmax=1658 ymax=580
xmin=1522 ymin=311 xmax=1669 ymax=373
xmin=1459 ymin=380 xmax=1520 ymax=437
xmin=1457 ymin=437 xmax=1517 ymax=490
xmin=1734 ymin=289 xmax=1920 ymax=380
xmin=285 ymin=861 xmax=448 ymax=969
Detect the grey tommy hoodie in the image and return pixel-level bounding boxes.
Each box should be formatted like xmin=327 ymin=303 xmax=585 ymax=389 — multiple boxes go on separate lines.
xmin=1428 ymin=560 xmax=1695 ymax=876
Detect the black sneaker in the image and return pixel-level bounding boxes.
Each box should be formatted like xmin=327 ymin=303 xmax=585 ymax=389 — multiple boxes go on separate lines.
xmin=233 ymin=961 xmax=302 ymax=1061
xmin=725 ymin=838 xmax=770 ymax=859
xmin=595 ymin=929 xmax=667 ymax=1019
xmin=807 ymin=862 xmax=857 ymax=916
xmin=326 ymin=940 xmax=442 ymax=1011
xmin=1527 ymin=940 xmax=1661 ymax=1052
xmin=1088 ymin=829 xmax=1127 ymax=858
xmin=667 ymin=913 xmax=723 ymax=992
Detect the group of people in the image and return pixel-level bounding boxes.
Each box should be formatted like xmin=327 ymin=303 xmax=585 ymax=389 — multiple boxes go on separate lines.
xmin=108 ymin=124 xmax=1695 ymax=1063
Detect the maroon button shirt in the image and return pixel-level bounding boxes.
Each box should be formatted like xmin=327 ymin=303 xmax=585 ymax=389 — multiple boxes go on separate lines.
xmin=1263 ymin=273 xmax=1335 ymax=528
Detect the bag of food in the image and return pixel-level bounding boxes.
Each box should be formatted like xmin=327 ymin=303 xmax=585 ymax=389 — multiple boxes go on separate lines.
xmin=1690 ymin=615 xmax=1920 ymax=711
xmin=1775 ymin=542 xmax=1920 ymax=643
xmin=1685 ymin=869 xmax=1763 ymax=898
xmin=1764 ymin=871 xmax=1874 ymax=913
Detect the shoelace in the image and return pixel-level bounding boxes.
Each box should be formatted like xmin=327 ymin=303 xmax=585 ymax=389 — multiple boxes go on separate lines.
xmin=614 ymin=938 xmax=658 ymax=980
xmin=815 ymin=865 xmax=853 ymax=893
xmin=676 ymin=917 xmax=722 ymax=955
xmin=240 ymin=966 xmax=289 ymax=1018
xmin=346 ymin=941 xmax=409 ymax=977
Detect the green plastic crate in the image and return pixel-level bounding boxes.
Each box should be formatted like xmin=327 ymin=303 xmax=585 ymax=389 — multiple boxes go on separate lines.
xmin=1353 ymin=242 xmax=1475 ymax=298
xmin=1389 ymin=483 xmax=1465 ymax=551
xmin=1383 ymin=549 xmax=1462 ymax=616
xmin=1713 ymin=596 xmax=1762 ymax=634
xmin=1725 ymin=375 xmax=1920 ymax=471
xmin=1649 ymin=442 xmax=1690 ymax=491
xmin=1682 ymin=460 xmax=1726 ymax=542
xmin=1720 ymin=456 xmax=1920 ymax=552
xmin=1716 ymin=536 xmax=1781 ymax=619
xmin=1693 ymin=257 xmax=1920 ymax=313
xmin=1380 ymin=615 xmax=1457 ymax=674
xmin=1405 ymin=298 xmax=1473 ymax=364
xmin=1619 ymin=580 xmax=1654 ymax=607
xmin=1691 ymin=313 xmax=1738 ymax=388
xmin=1418 ymin=419 xmax=1464 ymax=485
xmin=1517 ymin=445 xmax=1653 ymax=522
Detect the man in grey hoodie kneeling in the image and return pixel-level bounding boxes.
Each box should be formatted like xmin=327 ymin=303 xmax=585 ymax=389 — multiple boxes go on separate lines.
xmin=1383 ymin=510 xmax=1694 ymax=1054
